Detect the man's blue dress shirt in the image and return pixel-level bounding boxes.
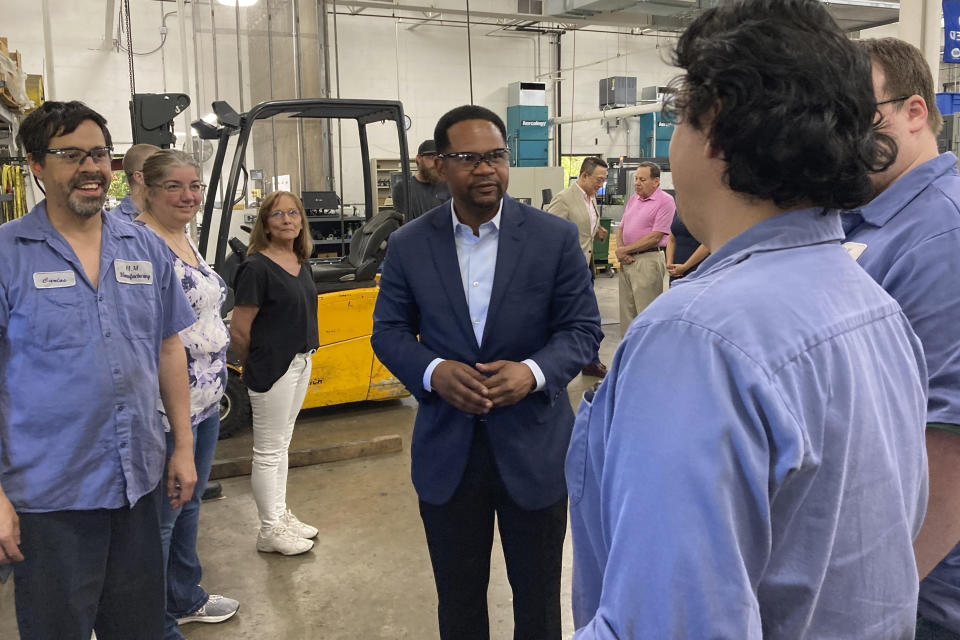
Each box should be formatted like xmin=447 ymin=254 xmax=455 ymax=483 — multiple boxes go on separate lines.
xmin=0 ymin=201 xmax=194 ymax=512
xmin=568 ymin=208 xmax=928 ymax=639
xmin=422 ymin=200 xmax=545 ymax=392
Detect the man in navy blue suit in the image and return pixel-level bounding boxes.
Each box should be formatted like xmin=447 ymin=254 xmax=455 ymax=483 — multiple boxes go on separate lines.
xmin=372 ymin=105 xmax=602 ymax=640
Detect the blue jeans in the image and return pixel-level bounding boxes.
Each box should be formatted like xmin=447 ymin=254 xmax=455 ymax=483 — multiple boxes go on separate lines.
xmin=159 ymin=413 xmax=220 ymax=640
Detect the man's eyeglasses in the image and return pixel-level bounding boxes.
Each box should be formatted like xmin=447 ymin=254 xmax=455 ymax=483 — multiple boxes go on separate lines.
xmin=440 ymin=148 xmax=511 ymax=169
xmin=43 ymin=146 xmax=113 ymax=165
xmin=876 ymin=96 xmax=910 ymax=107
xmin=269 ymin=209 xmax=301 ymax=219
xmin=154 ymin=181 xmax=206 ymax=195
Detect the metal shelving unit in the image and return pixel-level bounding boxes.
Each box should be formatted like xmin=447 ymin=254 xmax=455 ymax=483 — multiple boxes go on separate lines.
xmin=371 ymin=157 xmax=417 ymax=213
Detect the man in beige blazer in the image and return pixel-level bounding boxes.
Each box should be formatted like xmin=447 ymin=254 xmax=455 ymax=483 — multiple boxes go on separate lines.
xmin=545 ymin=156 xmax=610 ymax=377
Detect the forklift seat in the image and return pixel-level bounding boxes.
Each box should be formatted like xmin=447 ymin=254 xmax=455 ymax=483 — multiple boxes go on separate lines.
xmin=310 ymin=210 xmax=402 ymax=293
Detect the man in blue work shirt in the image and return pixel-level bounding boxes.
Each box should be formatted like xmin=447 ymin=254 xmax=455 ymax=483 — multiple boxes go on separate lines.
xmin=847 ymin=38 xmax=960 ymax=640
xmin=0 ymin=101 xmax=197 ymax=640
xmin=111 ymin=143 xmax=160 ymax=222
xmin=567 ymin=1 xmax=929 ymax=638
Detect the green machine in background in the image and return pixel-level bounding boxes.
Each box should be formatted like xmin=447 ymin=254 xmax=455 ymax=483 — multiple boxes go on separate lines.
xmin=506 ymin=82 xmax=549 ymax=167
xmin=593 ymin=217 xmax=613 ymax=277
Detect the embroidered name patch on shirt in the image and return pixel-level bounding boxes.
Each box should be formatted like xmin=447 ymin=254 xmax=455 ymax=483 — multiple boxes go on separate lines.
xmin=114 ymin=259 xmax=154 ymax=285
xmin=33 ymin=270 xmax=76 ymax=289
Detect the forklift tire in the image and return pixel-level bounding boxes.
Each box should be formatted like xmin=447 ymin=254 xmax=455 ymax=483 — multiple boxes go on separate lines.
xmin=219 ymin=371 xmax=251 ymax=440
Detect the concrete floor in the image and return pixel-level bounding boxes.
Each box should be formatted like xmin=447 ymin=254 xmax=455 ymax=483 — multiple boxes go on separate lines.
xmin=0 ymin=274 xmax=625 ymax=640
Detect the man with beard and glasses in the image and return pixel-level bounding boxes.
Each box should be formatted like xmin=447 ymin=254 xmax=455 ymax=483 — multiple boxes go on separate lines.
xmin=372 ymin=105 xmax=601 ymax=640
xmin=0 ymin=101 xmax=197 ymax=640
xmin=391 ymin=139 xmax=451 ymax=222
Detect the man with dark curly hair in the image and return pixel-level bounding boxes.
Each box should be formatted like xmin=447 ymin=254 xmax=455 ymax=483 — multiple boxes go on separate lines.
xmin=846 ymin=38 xmax=960 ymax=640
xmin=566 ymin=0 xmax=928 ymax=637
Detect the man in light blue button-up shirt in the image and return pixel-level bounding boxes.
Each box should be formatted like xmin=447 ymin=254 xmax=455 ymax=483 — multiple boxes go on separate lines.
xmin=847 ymin=38 xmax=960 ymax=640
xmin=373 ymin=104 xmax=601 ymax=640
xmin=0 ymin=102 xmax=196 ymax=640
xmin=568 ymin=2 xmax=928 ymax=638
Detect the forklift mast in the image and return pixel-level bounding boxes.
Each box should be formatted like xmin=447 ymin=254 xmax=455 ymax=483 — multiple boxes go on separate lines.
xmin=196 ymin=98 xmax=411 ymax=272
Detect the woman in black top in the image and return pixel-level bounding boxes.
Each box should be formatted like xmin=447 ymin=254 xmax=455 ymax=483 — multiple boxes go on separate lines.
xmin=231 ymin=191 xmax=319 ymax=556
xmin=665 ymin=211 xmax=709 ymax=282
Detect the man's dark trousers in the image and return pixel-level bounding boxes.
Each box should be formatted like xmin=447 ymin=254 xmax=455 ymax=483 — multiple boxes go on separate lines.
xmin=419 ymin=422 xmax=567 ymax=640
xmin=13 ymin=485 xmax=165 ymax=640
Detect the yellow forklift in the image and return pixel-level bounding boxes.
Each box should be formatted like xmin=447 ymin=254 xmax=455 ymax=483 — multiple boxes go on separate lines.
xmin=195 ymin=99 xmax=411 ymax=438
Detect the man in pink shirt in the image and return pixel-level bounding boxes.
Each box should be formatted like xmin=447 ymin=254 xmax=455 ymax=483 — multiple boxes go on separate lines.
xmin=616 ymin=162 xmax=675 ymax=330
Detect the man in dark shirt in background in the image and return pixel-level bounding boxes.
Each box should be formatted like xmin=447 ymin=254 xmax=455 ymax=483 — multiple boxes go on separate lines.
xmin=392 ymin=139 xmax=450 ymax=222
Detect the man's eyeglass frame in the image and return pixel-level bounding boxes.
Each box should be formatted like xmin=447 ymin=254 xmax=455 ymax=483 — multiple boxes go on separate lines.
xmin=439 ymin=148 xmax=511 ymax=169
xmin=41 ymin=146 xmax=114 ymax=165
xmin=875 ymin=95 xmax=911 ymax=107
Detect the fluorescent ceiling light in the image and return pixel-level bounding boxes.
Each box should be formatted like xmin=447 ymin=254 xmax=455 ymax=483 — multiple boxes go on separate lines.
xmin=217 ymin=0 xmax=258 ymax=7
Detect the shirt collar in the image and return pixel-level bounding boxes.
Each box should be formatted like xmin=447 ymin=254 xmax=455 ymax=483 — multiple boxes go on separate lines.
xmin=118 ymin=194 xmax=139 ymax=213
xmin=686 ymin=207 xmax=843 ymax=281
xmin=639 ymin=186 xmax=662 ymax=202
xmin=450 ymin=199 xmax=503 ymax=234
xmin=14 ymin=199 xmax=136 ymax=240
xmin=859 ymin=152 xmax=958 ymax=227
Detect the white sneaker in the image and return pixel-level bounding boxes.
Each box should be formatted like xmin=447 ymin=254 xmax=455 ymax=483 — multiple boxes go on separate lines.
xmin=281 ymin=509 xmax=318 ymax=539
xmin=256 ymin=524 xmax=314 ymax=555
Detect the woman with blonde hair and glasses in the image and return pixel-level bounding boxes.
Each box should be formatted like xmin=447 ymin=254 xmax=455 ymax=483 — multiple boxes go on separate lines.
xmin=230 ymin=190 xmax=319 ymax=556
xmin=136 ymin=149 xmax=239 ymax=637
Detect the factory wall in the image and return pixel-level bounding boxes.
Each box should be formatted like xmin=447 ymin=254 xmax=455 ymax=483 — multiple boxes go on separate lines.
xmin=2 ymin=1 xmax=246 ymax=152
xmin=0 ymin=2 xmax=905 ymax=209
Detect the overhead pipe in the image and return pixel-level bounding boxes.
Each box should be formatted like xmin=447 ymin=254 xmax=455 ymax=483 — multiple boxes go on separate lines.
xmin=549 ymin=101 xmax=661 ymax=126
xmin=101 ymin=0 xmax=116 ymax=50
xmin=176 ymin=0 xmax=196 ymax=241
xmin=176 ymin=0 xmax=193 ymax=155
xmin=41 ymin=0 xmax=57 ymax=100
xmin=318 ymin=0 xmax=335 ymax=191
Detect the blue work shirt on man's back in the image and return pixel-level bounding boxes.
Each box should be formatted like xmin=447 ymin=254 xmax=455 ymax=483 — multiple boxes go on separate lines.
xmin=568 ymin=208 xmax=928 ymax=639
xmin=844 ymin=151 xmax=960 ymax=427
xmin=0 ymin=201 xmax=194 ymax=512
xmin=844 ymin=152 xmax=960 ymax=633
xmin=111 ymin=193 xmax=140 ymax=223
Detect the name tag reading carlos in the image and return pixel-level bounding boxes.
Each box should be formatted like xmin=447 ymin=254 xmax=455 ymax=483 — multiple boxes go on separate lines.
xmin=114 ymin=259 xmax=154 ymax=285
xmin=33 ymin=270 xmax=76 ymax=289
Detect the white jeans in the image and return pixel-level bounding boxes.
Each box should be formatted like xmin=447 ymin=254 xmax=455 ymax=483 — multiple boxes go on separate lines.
xmin=249 ymin=352 xmax=312 ymax=530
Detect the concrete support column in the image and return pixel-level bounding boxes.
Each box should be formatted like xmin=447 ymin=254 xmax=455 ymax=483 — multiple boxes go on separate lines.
xmin=899 ymin=0 xmax=943 ymax=88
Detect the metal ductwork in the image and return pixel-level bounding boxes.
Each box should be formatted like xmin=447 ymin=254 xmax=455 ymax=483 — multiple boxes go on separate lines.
xmin=543 ymin=0 xmax=899 ymax=32
xmin=546 ymin=0 xmax=698 ymax=20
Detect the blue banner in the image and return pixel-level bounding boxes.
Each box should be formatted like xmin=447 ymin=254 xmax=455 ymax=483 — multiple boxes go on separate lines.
xmin=946 ymin=0 xmax=960 ymax=63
